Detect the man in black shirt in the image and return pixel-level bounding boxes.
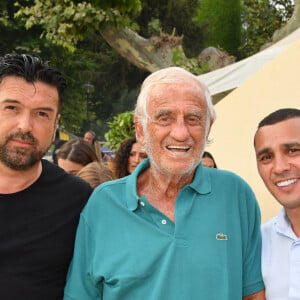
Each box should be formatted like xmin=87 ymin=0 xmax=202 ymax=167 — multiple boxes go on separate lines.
xmin=0 ymin=54 xmax=92 ymax=299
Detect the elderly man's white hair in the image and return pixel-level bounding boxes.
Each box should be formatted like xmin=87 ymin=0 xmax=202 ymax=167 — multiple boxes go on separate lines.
xmin=134 ymin=66 xmax=216 ymax=137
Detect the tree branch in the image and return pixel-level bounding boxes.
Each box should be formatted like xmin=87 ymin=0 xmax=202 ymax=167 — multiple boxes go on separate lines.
xmin=100 ymin=26 xmax=183 ymax=72
xmin=272 ymin=0 xmax=300 ymax=42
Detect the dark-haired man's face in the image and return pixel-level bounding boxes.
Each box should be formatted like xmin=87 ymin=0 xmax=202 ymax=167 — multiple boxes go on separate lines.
xmin=254 ymin=117 xmax=300 ymax=210
xmin=0 ymin=76 xmax=59 ymax=170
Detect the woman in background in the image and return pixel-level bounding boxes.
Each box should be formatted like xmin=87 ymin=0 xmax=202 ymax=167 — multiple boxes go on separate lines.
xmin=201 ymin=151 xmax=218 ymax=168
xmin=113 ymin=136 xmax=147 ymax=178
xmin=57 ymin=138 xmax=99 ymax=175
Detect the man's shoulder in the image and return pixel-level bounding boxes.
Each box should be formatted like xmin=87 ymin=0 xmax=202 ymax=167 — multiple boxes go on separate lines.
xmin=93 ymin=176 xmax=127 ymax=195
xmin=41 ymin=159 xmax=93 ymax=193
xmin=201 ymin=166 xmax=251 ymax=188
xmin=85 ymin=176 xmax=129 ymax=209
xmin=261 ymin=216 xmax=277 ymax=237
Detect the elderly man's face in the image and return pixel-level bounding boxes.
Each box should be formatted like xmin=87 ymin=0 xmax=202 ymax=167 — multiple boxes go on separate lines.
xmin=137 ymin=82 xmax=210 ymax=176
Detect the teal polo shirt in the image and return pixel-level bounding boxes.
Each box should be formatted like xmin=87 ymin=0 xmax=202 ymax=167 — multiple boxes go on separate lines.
xmin=64 ymin=159 xmax=264 ymax=300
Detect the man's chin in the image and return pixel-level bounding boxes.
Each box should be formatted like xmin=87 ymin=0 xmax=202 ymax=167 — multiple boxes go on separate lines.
xmin=3 ymin=159 xmax=39 ymax=171
xmin=0 ymin=151 xmax=45 ymax=171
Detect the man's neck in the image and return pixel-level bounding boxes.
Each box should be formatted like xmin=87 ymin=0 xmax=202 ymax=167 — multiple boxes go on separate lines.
xmin=0 ymin=161 xmax=43 ymax=194
xmin=137 ymin=167 xmax=195 ymax=222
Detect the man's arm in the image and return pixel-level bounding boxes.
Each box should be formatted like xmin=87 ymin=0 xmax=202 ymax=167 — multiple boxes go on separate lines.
xmin=243 ymin=290 xmax=265 ymax=300
xmin=64 ymin=214 xmax=102 ymax=300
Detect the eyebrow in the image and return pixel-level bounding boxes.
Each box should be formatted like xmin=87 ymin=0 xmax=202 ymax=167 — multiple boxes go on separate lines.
xmin=1 ymin=99 xmax=56 ymax=112
xmin=283 ymin=142 xmax=300 ymax=148
xmin=154 ymin=109 xmax=203 ymax=118
xmin=256 ymin=147 xmax=271 ymax=158
xmin=186 ymin=110 xmax=203 ymax=118
xmin=1 ymin=99 xmax=20 ymax=104
xmin=154 ymin=109 xmax=172 ymax=118
xmin=256 ymin=142 xmax=300 ymax=158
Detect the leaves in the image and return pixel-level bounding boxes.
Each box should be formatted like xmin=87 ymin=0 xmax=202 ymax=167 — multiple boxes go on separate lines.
xmin=104 ymin=111 xmax=135 ymax=151
xmin=15 ymin=0 xmax=127 ymax=50
xmin=239 ymin=0 xmax=294 ymax=58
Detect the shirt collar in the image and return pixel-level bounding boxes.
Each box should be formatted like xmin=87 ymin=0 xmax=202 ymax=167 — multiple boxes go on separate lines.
xmin=275 ymin=208 xmax=297 ymax=239
xmin=125 ymin=159 xmax=213 ymax=211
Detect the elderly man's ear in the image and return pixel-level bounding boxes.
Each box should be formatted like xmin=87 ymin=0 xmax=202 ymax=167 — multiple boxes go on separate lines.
xmin=134 ymin=116 xmax=145 ymax=147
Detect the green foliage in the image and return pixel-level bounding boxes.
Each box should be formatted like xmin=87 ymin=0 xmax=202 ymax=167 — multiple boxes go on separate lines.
xmin=1 ymin=0 xmax=145 ymax=139
xmin=172 ymin=47 xmax=210 ymax=75
xmin=15 ymin=0 xmax=141 ymax=51
xmin=194 ymin=0 xmax=241 ymax=57
xmin=93 ymin=0 xmax=141 ymax=13
xmin=104 ymin=111 xmax=135 ymax=151
xmin=240 ymin=0 xmax=294 ymax=58
xmin=2 ymin=0 xmax=295 ymax=142
xmin=135 ymin=0 xmax=205 ymax=57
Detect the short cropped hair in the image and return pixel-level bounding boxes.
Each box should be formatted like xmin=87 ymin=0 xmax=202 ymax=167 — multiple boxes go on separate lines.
xmin=257 ymin=108 xmax=300 ymax=128
xmin=0 ymin=53 xmax=67 ymax=112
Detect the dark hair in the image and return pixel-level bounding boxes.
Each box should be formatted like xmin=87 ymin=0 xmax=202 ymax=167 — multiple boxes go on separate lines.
xmin=258 ymin=108 xmax=300 ymax=128
xmin=0 ymin=53 xmax=67 ymax=111
xmin=113 ymin=137 xmax=137 ymax=178
xmin=57 ymin=138 xmax=98 ymax=166
xmin=202 ymin=151 xmax=218 ymax=168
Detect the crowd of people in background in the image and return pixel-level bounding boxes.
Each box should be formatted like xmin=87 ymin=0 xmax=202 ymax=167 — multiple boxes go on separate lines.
xmin=52 ymin=132 xmax=217 ymax=181
xmin=50 ymin=132 xmax=148 ymax=184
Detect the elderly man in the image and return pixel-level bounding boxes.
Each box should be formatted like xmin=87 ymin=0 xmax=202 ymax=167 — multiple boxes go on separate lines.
xmin=64 ymin=67 xmax=265 ymax=300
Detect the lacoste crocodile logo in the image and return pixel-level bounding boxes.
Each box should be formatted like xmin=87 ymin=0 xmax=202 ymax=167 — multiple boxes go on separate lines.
xmin=216 ymin=233 xmax=228 ymax=240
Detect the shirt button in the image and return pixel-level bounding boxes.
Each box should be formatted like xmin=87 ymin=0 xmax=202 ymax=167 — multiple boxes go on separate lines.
xmin=140 ymin=201 xmax=145 ymax=206
xmin=162 ymin=219 xmax=167 ymax=225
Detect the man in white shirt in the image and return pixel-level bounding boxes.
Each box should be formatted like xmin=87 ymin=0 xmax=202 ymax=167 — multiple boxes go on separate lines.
xmin=254 ymin=108 xmax=300 ymax=300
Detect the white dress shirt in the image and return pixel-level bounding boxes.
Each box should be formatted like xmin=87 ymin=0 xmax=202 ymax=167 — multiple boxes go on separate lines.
xmin=261 ymin=209 xmax=300 ymax=300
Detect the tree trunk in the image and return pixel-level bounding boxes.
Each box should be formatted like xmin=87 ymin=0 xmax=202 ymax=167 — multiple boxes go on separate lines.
xmin=100 ymin=26 xmax=183 ymax=72
xmin=100 ymin=0 xmax=300 ymax=74
xmin=272 ymin=0 xmax=300 ymax=42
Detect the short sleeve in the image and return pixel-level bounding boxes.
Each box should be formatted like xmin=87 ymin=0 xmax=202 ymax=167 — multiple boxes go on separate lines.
xmin=242 ymin=187 xmax=265 ymax=296
xmin=64 ymin=214 xmax=102 ymax=300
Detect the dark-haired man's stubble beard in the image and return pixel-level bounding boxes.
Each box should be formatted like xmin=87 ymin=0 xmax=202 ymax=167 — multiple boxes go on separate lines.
xmin=0 ymin=132 xmax=49 ymax=170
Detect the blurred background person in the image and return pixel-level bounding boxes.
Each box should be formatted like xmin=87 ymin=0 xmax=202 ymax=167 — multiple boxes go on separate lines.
xmin=83 ymin=130 xmax=96 ymax=146
xmin=57 ymin=138 xmax=99 ymax=175
xmin=52 ymin=128 xmax=67 ymax=164
xmin=83 ymin=130 xmax=111 ymax=163
xmin=77 ymin=161 xmax=114 ymax=189
xmin=113 ymin=136 xmax=147 ymax=178
xmin=201 ymin=151 xmax=218 ymax=168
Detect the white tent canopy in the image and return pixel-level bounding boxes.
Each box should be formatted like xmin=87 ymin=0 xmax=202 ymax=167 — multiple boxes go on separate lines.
xmin=204 ymin=30 xmax=300 ymax=222
xmin=198 ymin=27 xmax=300 ymax=103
